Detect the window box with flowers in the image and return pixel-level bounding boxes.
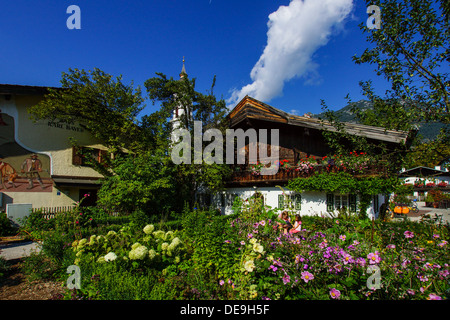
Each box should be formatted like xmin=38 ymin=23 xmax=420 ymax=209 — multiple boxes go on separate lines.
xmin=295 ymin=160 xmax=314 ymax=176
xmin=250 ymin=162 xmax=264 ymax=176
xmin=437 ymin=181 xmax=449 ymax=188
xmin=414 ymin=180 xmax=425 ymax=188
xmin=279 ymin=159 xmax=292 ymax=172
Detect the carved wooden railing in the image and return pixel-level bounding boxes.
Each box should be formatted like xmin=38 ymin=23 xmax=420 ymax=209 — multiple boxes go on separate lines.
xmin=227 ymin=163 xmax=389 ymax=184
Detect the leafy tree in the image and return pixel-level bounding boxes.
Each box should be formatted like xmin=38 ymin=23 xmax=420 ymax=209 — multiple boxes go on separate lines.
xmin=144 ymin=72 xmax=231 ymax=207
xmin=354 ymin=0 xmax=449 ymax=122
xmin=320 ymin=0 xmax=449 ymax=173
xmin=404 ymin=132 xmax=450 ymax=169
xmin=29 ymin=68 xmax=145 ymax=155
xmin=29 ymin=67 xmax=230 ymax=213
xmin=97 ymin=150 xmax=176 ymax=215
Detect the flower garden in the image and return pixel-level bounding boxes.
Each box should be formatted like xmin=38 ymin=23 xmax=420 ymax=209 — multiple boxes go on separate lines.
xmin=4 ymin=194 xmax=448 ymax=301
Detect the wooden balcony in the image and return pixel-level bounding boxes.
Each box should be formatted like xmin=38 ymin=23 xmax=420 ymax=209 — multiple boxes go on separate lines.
xmin=225 ymin=163 xmax=389 ymax=187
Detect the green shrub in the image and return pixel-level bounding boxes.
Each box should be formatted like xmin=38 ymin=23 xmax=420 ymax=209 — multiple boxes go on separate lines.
xmin=53 ymin=202 xmax=450 ymax=300
xmin=73 ymin=262 xmax=160 ymax=300
xmin=21 ymin=210 xmax=55 ymax=233
xmin=0 ymin=212 xmax=17 ymax=236
xmin=21 ymin=252 xmax=58 ymax=281
xmin=0 ymin=255 xmax=9 ymax=280
xmin=22 ymin=231 xmax=75 ymax=281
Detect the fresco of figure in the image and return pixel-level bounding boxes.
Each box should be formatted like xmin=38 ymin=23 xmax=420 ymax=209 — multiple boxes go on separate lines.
xmin=0 ymin=157 xmax=18 ymax=189
xmin=21 ymin=153 xmax=45 ymax=189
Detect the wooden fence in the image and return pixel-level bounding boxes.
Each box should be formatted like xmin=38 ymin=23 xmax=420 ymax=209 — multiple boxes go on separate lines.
xmin=31 ymin=206 xmax=76 ymax=220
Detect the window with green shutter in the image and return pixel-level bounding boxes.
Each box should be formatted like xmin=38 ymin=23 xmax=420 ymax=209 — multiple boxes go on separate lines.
xmin=326 ymin=193 xmax=334 ymax=212
xmin=349 ymin=194 xmax=357 ymax=212
xmin=373 ymin=195 xmax=379 ymax=213
xmin=278 ymin=194 xmax=285 ymax=209
xmin=294 ymin=194 xmax=302 ymax=210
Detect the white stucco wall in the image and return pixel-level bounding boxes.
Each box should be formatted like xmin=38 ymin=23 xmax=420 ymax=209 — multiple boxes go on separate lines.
xmin=1 ymin=95 xmax=104 ymax=178
xmin=1 ymin=94 xmax=104 ymax=210
xmin=213 ymin=187 xmax=383 ymax=220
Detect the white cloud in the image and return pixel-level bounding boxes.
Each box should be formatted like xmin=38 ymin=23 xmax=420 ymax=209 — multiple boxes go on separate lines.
xmin=227 ymin=0 xmax=354 ymax=107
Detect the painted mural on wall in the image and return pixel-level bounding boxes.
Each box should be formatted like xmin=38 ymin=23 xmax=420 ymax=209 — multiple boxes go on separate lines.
xmin=0 ymin=110 xmax=52 ymax=192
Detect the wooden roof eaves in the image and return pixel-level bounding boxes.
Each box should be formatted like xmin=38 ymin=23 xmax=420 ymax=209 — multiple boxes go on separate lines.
xmin=291 ymin=117 xmax=409 ymax=144
xmin=0 ymin=84 xmax=60 ymax=96
xmin=228 ymin=96 xmax=409 ymax=144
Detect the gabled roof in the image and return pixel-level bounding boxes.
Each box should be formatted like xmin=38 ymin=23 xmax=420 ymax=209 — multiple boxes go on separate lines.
xmin=398 ymin=166 xmax=450 ymax=177
xmin=0 ymin=84 xmax=59 ymax=96
xmin=228 ymin=96 xmax=409 ymax=144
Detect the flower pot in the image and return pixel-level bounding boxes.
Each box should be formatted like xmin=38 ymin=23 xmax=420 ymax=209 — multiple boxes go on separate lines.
xmin=394 ymin=206 xmax=409 ymax=214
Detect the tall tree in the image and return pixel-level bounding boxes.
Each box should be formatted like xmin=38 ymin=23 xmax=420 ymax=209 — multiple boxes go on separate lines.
xmin=354 ymin=0 xmax=449 ymax=122
xmin=321 ymin=0 xmax=449 ymax=173
xmin=29 ymin=68 xmax=146 ymax=165
xmin=144 ymin=72 xmax=231 ymax=208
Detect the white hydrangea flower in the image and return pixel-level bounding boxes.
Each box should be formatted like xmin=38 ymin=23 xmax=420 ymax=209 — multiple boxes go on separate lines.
xmin=148 ymin=249 xmax=156 ymax=260
xmin=88 ymin=235 xmax=96 ymax=245
xmin=72 ymin=240 xmax=79 ymax=251
xmin=131 ymin=242 xmax=142 ymax=250
xmin=77 ymin=238 xmax=87 ymax=251
xmin=153 ymin=230 xmax=165 ymax=240
xmin=165 ymin=231 xmax=174 ymax=241
xmin=129 ymin=245 xmax=148 ymax=260
xmin=143 ymin=224 xmax=155 ymax=235
xmin=106 ymin=231 xmax=116 ymax=237
xmin=161 ymin=242 xmax=169 ymax=251
xmin=104 ymin=252 xmax=117 ymax=262
xmin=168 ymin=237 xmax=182 ymax=251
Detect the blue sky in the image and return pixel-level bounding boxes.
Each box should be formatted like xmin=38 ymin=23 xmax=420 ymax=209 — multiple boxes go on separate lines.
xmin=0 ymin=0 xmax=392 ymax=116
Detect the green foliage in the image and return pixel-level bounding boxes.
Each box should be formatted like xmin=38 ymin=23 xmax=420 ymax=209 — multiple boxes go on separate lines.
xmin=354 ymin=0 xmax=449 ymax=121
xmin=0 ymin=255 xmax=9 ymax=280
xmin=288 ymin=172 xmax=400 ymax=218
xmin=29 ymin=202 xmax=447 ymax=301
xmin=144 ymin=72 xmax=231 ymax=207
xmin=22 ymin=232 xmax=76 ymax=281
xmin=0 ymin=212 xmax=17 ymax=236
xmin=28 ymin=68 xmax=145 ymax=158
xmin=72 ymin=263 xmax=160 ymax=300
xmin=288 ymin=172 xmax=399 ymax=196
xmin=97 ymin=150 xmax=176 ymax=215
xmin=404 ymin=131 xmax=450 ymax=169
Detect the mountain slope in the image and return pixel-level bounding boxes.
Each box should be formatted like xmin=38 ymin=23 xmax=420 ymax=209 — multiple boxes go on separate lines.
xmin=312 ymin=100 xmax=448 ymax=142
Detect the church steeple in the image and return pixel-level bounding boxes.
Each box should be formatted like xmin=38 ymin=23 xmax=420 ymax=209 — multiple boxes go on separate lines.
xmin=179 ymin=56 xmax=187 ymax=79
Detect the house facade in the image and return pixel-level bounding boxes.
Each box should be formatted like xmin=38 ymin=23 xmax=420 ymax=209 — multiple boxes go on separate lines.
xmin=398 ymin=166 xmax=450 ymax=201
xmin=0 ymin=84 xmax=105 ymax=212
xmin=207 ymin=96 xmax=410 ymax=219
